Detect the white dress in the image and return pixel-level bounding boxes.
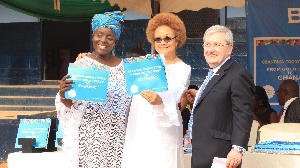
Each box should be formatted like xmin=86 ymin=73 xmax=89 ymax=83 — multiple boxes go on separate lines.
xmin=121 ymin=62 xmax=191 ymax=168
xmin=55 ymin=57 xmax=131 ymax=168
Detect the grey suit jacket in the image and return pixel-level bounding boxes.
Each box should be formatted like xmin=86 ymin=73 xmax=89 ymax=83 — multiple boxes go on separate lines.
xmin=285 ymin=98 xmax=300 ymax=123
xmin=191 ymin=59 xmax=255 ymax=168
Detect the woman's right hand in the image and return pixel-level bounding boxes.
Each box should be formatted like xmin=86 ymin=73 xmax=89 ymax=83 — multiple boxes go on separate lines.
xmin=76 ymin=53 xmax=88 ymax=61
xmin=59 ymin=75 xmax=74 ymax=98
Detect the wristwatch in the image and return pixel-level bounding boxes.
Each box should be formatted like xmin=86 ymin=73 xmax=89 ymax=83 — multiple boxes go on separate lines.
xmin=232 ymin=145 xmax=245 ymax=154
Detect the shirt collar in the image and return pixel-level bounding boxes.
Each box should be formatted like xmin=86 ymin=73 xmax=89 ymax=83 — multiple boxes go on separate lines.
xmin=279 ymin=97 xmax=298 ymax=123
xmin=211 ymin=56 xmax=231 ymax=74
xmin=284 ymin=97 xmax=298 ymax=110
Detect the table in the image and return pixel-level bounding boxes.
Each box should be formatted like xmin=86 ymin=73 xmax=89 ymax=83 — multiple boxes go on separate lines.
xmin=242 ymin=151 xmax=300 ymax=168
xmin=7 ymin=151 xmax=64 ymax=168
xmin=8 ymin=151 xmax=192 ymax=168
xmin=184 ymin=153 xmax=192 ymax=168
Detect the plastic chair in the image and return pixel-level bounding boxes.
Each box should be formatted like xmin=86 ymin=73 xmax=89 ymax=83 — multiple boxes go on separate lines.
xmin=258 ymin=123 xmax=300 ymax=142
xmin=248 ymin=120 xmax=260 ymax=148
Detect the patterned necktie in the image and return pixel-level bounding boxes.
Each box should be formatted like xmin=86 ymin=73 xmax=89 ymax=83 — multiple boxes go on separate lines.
xmin=277 ymin=107 xmax=284 ymax=123
xmin=188 ymin=69 xmax=214 ymax=138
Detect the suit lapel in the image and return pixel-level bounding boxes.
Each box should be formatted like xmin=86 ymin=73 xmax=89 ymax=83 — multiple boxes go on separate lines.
xmin=194 ymin=59 xmax=234 ymax=109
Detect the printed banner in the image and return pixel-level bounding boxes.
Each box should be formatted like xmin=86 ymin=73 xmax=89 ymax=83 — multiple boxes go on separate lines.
xmin=246 ymin=0 xmax=300 ymax=113
xmin=66 ymin=63 xmax=110 ymax=102
xmin=15 ymin=118 xmax=51 ymax=148
xmin=254 ymin=38 xmax=300 ymax=104
xmin=123 ymin=54 xmax=168 ymax=96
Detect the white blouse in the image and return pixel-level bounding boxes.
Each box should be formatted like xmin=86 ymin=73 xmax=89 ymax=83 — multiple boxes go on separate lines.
xmin=121 ymin=62 xmax=191 ymax=168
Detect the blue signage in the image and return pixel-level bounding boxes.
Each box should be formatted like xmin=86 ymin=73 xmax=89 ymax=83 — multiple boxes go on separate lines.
xmin=123 ymin=54 xmax=168 ymax=96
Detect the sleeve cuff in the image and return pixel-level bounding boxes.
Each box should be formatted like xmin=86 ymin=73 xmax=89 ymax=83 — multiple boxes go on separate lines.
xmin=232 ymin=145 xmax=246 ymax=153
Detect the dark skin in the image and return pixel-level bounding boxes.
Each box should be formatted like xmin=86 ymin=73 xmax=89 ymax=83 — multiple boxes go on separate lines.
xmin=59 ymin=27 xmax=121 ymax=108
xmin=180 ymin=93 xmax=189 ymax=112
xmin=253 ymin=97 xmax=277 ymax=126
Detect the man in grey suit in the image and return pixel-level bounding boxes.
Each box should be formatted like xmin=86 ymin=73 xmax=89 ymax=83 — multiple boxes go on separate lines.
xmin=277 ymin=79 xmax=300 ymax=123
xmin=186 ymin=25 xmax=255 ymax=168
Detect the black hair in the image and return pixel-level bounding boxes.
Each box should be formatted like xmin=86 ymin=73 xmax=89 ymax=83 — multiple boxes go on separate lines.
xmin=254 ymin=86 xmax=271 ymax=108
xmin=281 ymin=79 xmax=299 ymax=97
xmin=188 ymin=85 xmax=199 ymax=90
xmin=126 ymin=42 xmax=147 ymax=58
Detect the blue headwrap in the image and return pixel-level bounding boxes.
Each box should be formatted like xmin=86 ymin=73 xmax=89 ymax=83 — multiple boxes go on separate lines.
xmin=92 ymin=11 xmax=125 ymax=40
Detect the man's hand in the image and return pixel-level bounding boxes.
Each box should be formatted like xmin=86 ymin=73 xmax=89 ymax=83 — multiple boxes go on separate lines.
xmin=185 ymin=89 xmax=198 ymax=104
xmin=226 ymin=149 xmax=242 ymax=168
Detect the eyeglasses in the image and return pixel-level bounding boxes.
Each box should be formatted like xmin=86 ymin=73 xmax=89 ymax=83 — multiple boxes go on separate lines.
xmin=275 ymin=88 xmax=286 ymax=94
xmin=154 ymin=36 xmax=176 ymax=43
xmin=202 ymin=43 xmax=229 ymax=49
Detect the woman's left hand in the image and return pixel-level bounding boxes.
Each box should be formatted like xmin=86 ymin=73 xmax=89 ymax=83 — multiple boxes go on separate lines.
xmin=140 ymin=90 xmax=163 ymax=105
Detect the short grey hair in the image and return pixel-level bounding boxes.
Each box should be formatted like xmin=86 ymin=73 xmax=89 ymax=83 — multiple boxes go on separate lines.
xmin=203 ymin=25 xmax=233 ymax=44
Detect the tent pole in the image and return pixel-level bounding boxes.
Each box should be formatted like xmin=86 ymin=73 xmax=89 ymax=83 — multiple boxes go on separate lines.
xmin=151 ymin=0 xmax=160 ymax=54
xmin=219 ymin=6 xmax=227 ymax=26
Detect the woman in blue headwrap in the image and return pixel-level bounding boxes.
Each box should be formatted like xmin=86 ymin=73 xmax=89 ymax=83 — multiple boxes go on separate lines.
xmin=55 ymin=11 xmax=131 ymax=168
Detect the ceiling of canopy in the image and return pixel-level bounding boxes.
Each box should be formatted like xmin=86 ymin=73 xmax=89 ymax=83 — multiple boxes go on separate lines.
xmin=0 ymin=0 xmax=245 ymax=22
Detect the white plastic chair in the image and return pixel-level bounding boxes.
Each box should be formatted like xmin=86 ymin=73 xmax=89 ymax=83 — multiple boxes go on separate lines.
xmin=258 ymin=123 xmax=300 ymax=142
xmin=248 ymin=120 xmax=260 ymax=148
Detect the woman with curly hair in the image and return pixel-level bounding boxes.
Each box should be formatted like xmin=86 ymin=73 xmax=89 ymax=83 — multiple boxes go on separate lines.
xmin=121 ymin=13 xmax=191 ymax=168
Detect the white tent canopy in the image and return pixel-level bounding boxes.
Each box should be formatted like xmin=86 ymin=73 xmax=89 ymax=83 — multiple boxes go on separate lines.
xmin=104 ymin=0 xmax=245 ymax=17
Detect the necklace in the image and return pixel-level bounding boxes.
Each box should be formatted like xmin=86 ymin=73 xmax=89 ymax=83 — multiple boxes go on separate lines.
xmin=166 ymin=56 xmax=178 ymax=76
xmin=92 ymin=52 xmax=110 ymax=61
xmin=172 ymin=56 xmax=178 ymax=64
xmin=170 ymin=56 xmax=178 ymax=64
